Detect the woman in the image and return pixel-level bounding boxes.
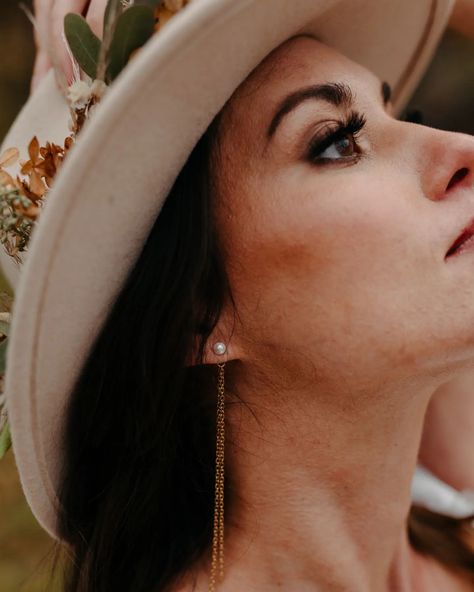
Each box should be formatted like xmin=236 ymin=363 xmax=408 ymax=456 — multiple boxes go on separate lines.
xmin=30 ymin=0 xmax=474 ymax=517
xmin=2 ymin=1 xmax=474 ymax=591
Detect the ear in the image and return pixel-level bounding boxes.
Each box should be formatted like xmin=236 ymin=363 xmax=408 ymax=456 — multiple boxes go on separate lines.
xmin=185 ymin=306 xmax=243 ymax=366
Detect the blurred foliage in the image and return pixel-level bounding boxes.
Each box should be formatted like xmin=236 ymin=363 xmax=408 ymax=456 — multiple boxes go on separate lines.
xmin=0 ymin=454 xmax=60 ymax=591
xmin=0 ymin=1 xmax=473 ymax=591
xmin=0 ymin=2 xmax=35 ymax=141
xmin=0 ymin=5 xmax=58 ymax=591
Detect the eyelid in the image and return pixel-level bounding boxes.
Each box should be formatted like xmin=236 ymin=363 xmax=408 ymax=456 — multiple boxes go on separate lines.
xmin=306 ymin=110 xmax=367 ymax=163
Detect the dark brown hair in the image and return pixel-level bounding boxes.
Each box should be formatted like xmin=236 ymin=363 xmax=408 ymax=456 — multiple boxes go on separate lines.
xmin=409 ymin=506 xmax=474 ymax=583
xmin=55 ymin=109 xmax=474 ymax=591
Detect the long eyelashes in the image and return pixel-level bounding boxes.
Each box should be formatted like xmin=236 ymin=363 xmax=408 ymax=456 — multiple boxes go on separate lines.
xmin=307 ymin=111 xmax=367 ymax=162
xmin=306 ymin=107 xmax=425 ymax=166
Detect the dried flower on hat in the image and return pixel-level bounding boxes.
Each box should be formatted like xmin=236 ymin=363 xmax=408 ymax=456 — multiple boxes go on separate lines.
xmin=0 ymin=135 xmax=73 ymax=265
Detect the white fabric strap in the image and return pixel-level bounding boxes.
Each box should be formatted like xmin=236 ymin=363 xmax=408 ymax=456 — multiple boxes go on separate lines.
xmin=412 ymin=465 xmax=474 ymax=518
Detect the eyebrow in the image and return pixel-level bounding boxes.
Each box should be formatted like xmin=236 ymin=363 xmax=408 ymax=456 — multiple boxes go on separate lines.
xmin=266 ymin=80 xmax=392 ymax=141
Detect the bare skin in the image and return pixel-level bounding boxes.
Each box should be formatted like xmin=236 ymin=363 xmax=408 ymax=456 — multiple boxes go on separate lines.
xmin=420 ymin=372 xmax=474 ymax=491
xmin=31 ymin=0 xmax=105 ymax=90
xmin=449 ymin=0 xmax=474 ymax=41
xmin=195 ymin=36 xmax=474 ymax=591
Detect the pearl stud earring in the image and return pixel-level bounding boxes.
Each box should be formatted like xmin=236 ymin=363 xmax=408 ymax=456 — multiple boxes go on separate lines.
xmin=212 ymin=341 xmax=227 ymax=356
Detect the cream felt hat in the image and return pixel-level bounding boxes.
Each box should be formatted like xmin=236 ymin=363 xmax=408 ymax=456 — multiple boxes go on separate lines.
xmin=0 ymin=0 xmax=455 ymax=538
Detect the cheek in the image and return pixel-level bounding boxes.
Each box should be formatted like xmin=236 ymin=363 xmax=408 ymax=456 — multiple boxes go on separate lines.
xmin=227 ymin=173 xmax=416 ymax=291
xmin=222 ymin=173 xmax=438 ymax=374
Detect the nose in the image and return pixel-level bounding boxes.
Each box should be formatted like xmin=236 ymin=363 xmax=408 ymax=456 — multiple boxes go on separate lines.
xmin=407 ymin=123 xmax=474 ymax=202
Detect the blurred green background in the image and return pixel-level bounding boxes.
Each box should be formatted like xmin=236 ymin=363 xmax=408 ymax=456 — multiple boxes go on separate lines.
xmin=0 ymin=1 xmax=474 ymax=590
xmin=1 ymin=4 xmax=60 ymax=591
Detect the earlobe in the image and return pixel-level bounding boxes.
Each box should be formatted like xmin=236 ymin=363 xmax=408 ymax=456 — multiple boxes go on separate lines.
xmin=186 ymin=303 xmax=242 ymax=366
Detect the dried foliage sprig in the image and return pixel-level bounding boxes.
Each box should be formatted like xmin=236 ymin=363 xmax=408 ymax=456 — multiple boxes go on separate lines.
xmin=0 ymin=136 xmax=73 ymax=264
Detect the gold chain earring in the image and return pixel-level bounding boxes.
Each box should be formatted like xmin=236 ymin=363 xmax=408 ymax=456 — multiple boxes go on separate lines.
xmin=209 ymin=341 xmax=226 ymax=592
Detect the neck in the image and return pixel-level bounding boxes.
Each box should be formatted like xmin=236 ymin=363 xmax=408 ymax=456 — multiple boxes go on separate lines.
xmin=220 ymin=370 xmax=442 ymax=592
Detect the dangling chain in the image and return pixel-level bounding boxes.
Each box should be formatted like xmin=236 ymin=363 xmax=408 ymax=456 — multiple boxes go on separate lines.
xmin=208 ymin=362 xmax=226 ymax=592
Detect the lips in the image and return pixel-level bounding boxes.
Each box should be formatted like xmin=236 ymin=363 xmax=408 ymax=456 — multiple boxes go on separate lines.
xmin=446 ymin=217 xmax=474 ymax=258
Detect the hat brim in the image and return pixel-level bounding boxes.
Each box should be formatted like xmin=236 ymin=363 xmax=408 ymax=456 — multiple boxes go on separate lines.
xmin=2 ymin=0 xmax=453 ymax=538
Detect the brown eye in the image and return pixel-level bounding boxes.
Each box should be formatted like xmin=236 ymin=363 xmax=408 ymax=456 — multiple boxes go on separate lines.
xmin=332 ymin=134 xmax=357 ymax=157
xmin=311 ymin=132 xmax=358 ymax=161
xmin=307 ymin=111 xmax=366 ymax=165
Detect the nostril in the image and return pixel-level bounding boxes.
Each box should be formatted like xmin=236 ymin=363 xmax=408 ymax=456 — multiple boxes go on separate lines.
xmin=446 ymin=167 xmax=470 ymax=191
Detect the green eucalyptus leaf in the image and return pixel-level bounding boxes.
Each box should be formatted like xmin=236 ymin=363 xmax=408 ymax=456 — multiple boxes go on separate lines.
xmin=107 ymin=6 xmax=155 ymax=81
xmin=64 ymin=13 xmax=102 ymax=79
xmin=0 ymin=337 xmax=8 ymax=374
xmin=0 ymin=421 xmax=11 ymax=459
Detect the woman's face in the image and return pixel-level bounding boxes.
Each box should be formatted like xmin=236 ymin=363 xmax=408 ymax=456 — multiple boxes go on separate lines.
xmin=213 ymin=35 xmax=474 ymax=390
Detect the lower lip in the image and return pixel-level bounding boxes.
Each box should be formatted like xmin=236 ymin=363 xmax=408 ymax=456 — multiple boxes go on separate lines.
xmin=448 ymin=234 xmax=474 ymax=258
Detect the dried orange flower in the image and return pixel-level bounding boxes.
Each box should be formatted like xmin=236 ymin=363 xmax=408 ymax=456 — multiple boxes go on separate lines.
xmin=20 ymin=136 xmax=48 ymax=199
xmin=18 ymin=136 xmax=73 ymax=202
